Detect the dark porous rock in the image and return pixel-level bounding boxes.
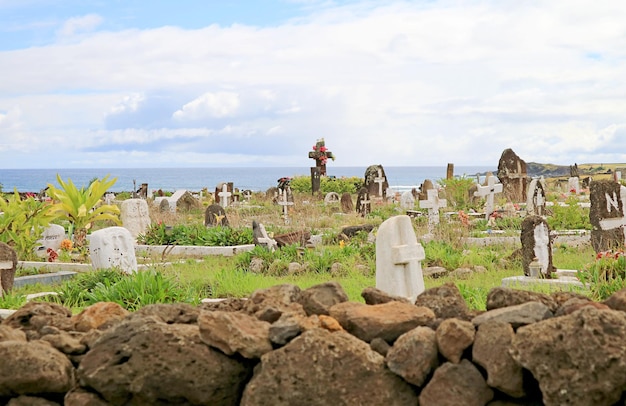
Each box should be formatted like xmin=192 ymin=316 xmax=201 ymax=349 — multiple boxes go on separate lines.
xmin=472 ymin=321 xmax=525 ymax=398
xmin=361 ymin=287 xmax=411 ymax=305
xmin=2 ymin=301 xmax=73 ymax=339
xmin=510 ymin=307 xmax=626 ymax=406
xmin=273 ymin=230 xmax=311 ymax=248
xmin=243 ymin=284 xmax=302 ymax=322
xmin=131 ymin=302 xmax=199 ymax=324
xmin=71 ymin=302 xmax=130 ymax=332
xmin=64 ymin=388 xmax=109 ymax=406
xmin=414 ymin=282 xmax=473 ymax=321
xmin=298 ymin=281 xmax=349 ymax=316
xmin=77 ymin=316 xmax=252 ymax=405
xmin=551 ymin=290 xmax=591 ymax=308
xmin=0 ymin=325 xmax=26 ymax=342
xmin=198 ymin=310 xmax=273 ymax=359
xmin=268 ymin=313 xmax=306 ymax=346
xmin=436 ymin=318 xmax=475 ymax=364
xmin=199 ymin=297 xmax=247 ymax=312
xmin=329 ymin=301 xmax=435 ymax=343
xmin=487 ymin=287 xmax=558 ymax=312
xmin=472 ymin=301 xmax=553 ymax=329
xmin=497 ymin=148 xmax=528 ymax=202
xmin=603 ymin=286 xmax=626 ymax=312
xmin=385 ymin=326 xmax=439 ymax=387
xmin=340 ymin=224 xmax=374 ymax=238
xmin=422 ymin=266 xmax=449 ymax=278
xmin=418 ymin=359 xmax=494 ymax=406
xmin=40 ymin=329 xmax=87 ymax=355
xmin=370 ymin=337 xmax=391 ymax=356
xmin=0 ymin=340 xmax=75 ymax=398
xmin=6 ymin=396 xmax=61 ymax=406
xmin=555 ymin=297 xmax=609 ymax=317
xmin=241 ymin=328 xmax=418 ymax=405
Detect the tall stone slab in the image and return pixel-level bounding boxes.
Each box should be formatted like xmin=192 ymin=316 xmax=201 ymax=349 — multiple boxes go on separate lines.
xmin=526 ymin=177 xmax=547 ymax=216
xmin=590 ymin=180 xmax=626 ymax=253
xmin=356 ymin=187 xmax=371 ymax=217
xmin=376 ymin=215 xmax=426 ymax=303
xmin=0 ymin=242 xmax=17 ymax=295
xmin=497 ymin=148 xmax=528 ymax=202
xmin=89 ymin=226 xmax=138 ymax=274
xmin=120 ymin=198 xmax=151 ymax=240
xmin=521 ymin=215 xmax=555 ymax=278
xmin=364 ymin=165 xmax=389 ymax=199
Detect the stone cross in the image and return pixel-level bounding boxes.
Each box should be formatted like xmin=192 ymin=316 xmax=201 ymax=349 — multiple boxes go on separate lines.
xmin=374 ymin=169 xmax=385 ymax=197
xmin=277 ymin=189 xmax=294 ymax=224
xmin=375 ymin=215 xmax=426 ymax=303
xmin=474 ymin=174 xmax=503 ymax=220
xmin=599 ymin=185 xmax=626 ymax=245
xmin=308 ymin=138 xmax=334 ymax=176
xmin=218 ymin=183 xmax=232 ymax=208
xmin=419 ymin=188 xmax=447 ymax=234
xmin=359 ymin=195 xmax=371 ymax=216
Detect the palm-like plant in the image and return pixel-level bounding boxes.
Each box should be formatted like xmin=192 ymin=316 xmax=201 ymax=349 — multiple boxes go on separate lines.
xmin=47 ymin=174 xmax=121 ymax=248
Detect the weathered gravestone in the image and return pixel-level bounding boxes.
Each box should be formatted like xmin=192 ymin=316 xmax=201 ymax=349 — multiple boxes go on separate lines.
xmin=364 ymin=165 xmax=389 ymax=199
xmin=120 ymin=199 xmax=151 ymax=240
xmin=278 ymin=189 xmax=295 ymax=224
xmin=474 ymin=173 xmax=503 ymax=220
xmin=590 ymin=180 xmax=626 ymax=253
xmin=340 ymin=192 xmax=353 ymax=214
xmin=418 ymin=179 xmax=434 ymax=201
xmin=214 ymin=182 xmax=234 ymax=206
xmin=310 ymin=167 xmax=321 ymax=195
xmin=154 ymin=189 xmax=189 ymax=213
xmin=497 ymin=148 xmax=527 ymax=202
xmin=324 ymin=192 xmax=340 ymax=205
xmin=521 ymin=215 xmax=555 ymax=278
xmin=375 ymin=215 xmax=426 ymax=303
xmin=204 ymin=204 xmax=229 ymax=227
xmin=526 ymin=177 xmax=547 ymax=216
xmin=252 ymin=220 xmax=277 ymax=251
xmin=137 ymin=183 xmax=148 ymax=199
xmin=419 ymin=188 xmax=447 ymax=234
xmin=356 ymin=187 xmax=371 ymax=217
xmin=89 ymin=227 xmax=138 ymax=274
xmin=36 ymin=223 xmax=66 ymax=253
xmin=400 ymin=190 xmax=415 ymax=210
xmin=568 ymin=177 xmax=580 ymax=195
xmin=0 ymin=242 xmax=17 ymax=295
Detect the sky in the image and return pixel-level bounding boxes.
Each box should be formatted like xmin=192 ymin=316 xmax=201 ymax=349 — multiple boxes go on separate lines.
xmin=1 ymin=0 xmax=625 ymax=169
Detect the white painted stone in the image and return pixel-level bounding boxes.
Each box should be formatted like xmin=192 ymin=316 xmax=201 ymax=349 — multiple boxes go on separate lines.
xmin=376 ymin=215 xmax=425 ymax=303
xmin=533 ymin=222 xmax=551 ymax=276
xmin=0 ymin=261 xmax=13 ymax=270
xmin=120 ymin=199 xmax=151 ymax=240
xmin=89 ymin=226 xmax=138 ymax=274
xmin=568 ymin=177 xmax=580 ymax=194
xmin=154 ymin=189 xmax=187 ymax=213
xmin=599 ymin=185 xmax=626 ymax=245
xmin=324 ymin=192 xmax=340 ymax=204
xmin=474 ymin=174 xmax=503 ymax=220
xmin=400 ymin=191 xmax=415 ymax=209
xmin=34 ymin=224 xmax=66 ymax=257
xmin=218 ymin=183 xmax=232 ymax=208
xmin=374 ymin=169 xmax=386 ymax=196
xmin=526 ymin=177 xmax=546 ymax=216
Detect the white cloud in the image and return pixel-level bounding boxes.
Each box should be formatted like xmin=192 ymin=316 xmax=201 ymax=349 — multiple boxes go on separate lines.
xmin=56 ymin=14 xmax=103 ymax=37
xmin=173 ymin=92 xmax=241 ymax=121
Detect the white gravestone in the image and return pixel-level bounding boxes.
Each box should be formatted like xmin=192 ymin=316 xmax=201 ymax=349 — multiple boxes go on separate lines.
xmin=218 ymin=183 xmax=232 ymax=208
xmin=36 ymin=224 xmax=66 ymax=253
xmin=400 ymin=191 xmax=415 ymax=209
xmin=120 ymin=199 xmax=151 ymax=240
xmin=419 ymin=188 xmax=447 ymax=234
xmin=599 ymin=185 xmax=626 ymax=245
xmin=374 ymin=169 xmax=386 ymax=197
xmin=533 ymin=222 xmax=551 ymax=276
xmin=89 ymin=226 xmax=138 ymax=274
xmin=526 ymin=177 xmax=546 ymax=216
xmin=474 ymin=174 xmax=503 ymax=220
xmin=324 ymin=192 xmax=340 ymax=205
xmin=568 ymin=177 xmax=580 ymax=194
xmin=376 ymin=215 xmax=426 ymax=303
xmin=154 ymin=190 xmax=187 ymax=213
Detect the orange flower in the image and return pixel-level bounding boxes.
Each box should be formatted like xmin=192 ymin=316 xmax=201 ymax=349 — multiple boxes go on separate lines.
xmin=60 ymin=239 xmax=73 ymax=251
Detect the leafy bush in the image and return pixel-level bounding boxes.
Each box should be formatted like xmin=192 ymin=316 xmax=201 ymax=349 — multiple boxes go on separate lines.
xmin=546 ymin=196 xmax=591 ymax=230
xmin=438 ymin=176 xmax=478 ymax=210
xmin=137 ymin=223 xmax=253 ymax=246
xmin=578 ymin=251 xmax=626 ymax=300
xmin=290 ymin=175 xmax=362 ymax=194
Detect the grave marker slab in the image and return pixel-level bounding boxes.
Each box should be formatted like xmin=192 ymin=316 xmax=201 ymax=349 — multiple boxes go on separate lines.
xmin=521 ymin=215 xmax=555 ymax=278
xmin=590 ymin=180 xmax=626 ymax=252
xmin=568 ymin=177 xmax=580 ymax=195
xmin=526 ymin=177 xmax=546 ymax=216
xmin=364 ymin=165 xmax=389 ymax=198
xmin=205 ymin=204 xmax=229 ymax=227
xmin=497 ymin=148 xmax=527 ymax=202
xmin=400 ymin=191 xmax=415 ymax=210
xmin=37 ymin=224 xmax=66 ymax=252
xmin=218 ymin=183 xmax=232 ymax=208
xmin=356 ymin=187 xmax=371 ymax=217
xmin=89 ymin=226 xmax=138 ymax=274
xmin=375 ymin=215 xmax=425 ymax=302
xmin=340 ymin=193 xmax=353 ymax=214
xmin=252 ymin=220 xmax=277 ymax=251
xmin=120 ymin=199 xmax=151 ymax=240
xmin=324 ymin=192 xmax=340 ymax=205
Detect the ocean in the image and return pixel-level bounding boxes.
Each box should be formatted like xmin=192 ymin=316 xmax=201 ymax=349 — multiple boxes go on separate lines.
xmin=0 ymin=166 xmax=495 ymax=194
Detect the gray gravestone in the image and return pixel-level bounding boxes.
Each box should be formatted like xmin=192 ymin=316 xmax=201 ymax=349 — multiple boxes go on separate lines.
xmin=364 ymin=165 xmax=389 ymax=198
xmin=37 ymin=223 xmax=66 ymax=253
xmin=89 ymin=226 xmax=138 ymax=274
xmin=418 ymin=179 xmax=434 ymax=201
xmin=311 ymin=167 xmax=321 ymax=195
xmin=497 ymin=148 xmax=528 ymax=202
xmin=356 ymin=187 xmax=371 ymax=217
xmin=0 ymin=242 xmax=17 ymax=295
xmin=590 ymin=180 xmax=626 ymax=253
xmin=121 ymin=198 xmax=151 ymax=240
xmin=521 ymin=215 xmax=555 ymax=278
xmin=375 ymin=215 xmax=425 ymax=303
xmin=400 ymin=191 xmax=415 ymax=210
xmin=218 ymin=183 xmax=232 ymax=208
xmin=205 ymin=204 xmax=229 ymax=227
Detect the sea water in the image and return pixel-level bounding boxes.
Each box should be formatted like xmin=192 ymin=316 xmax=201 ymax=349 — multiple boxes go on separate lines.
xmin=0 ymin=166 xmax=494 ymax=193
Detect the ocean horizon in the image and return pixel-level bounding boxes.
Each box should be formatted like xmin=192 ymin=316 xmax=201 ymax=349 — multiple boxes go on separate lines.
xmin=0 ymin=166 xmax=495 ymax=194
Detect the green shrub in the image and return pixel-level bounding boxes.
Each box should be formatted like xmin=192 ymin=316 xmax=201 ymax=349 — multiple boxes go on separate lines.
xmin=546 ymin=196 xmax=591 ymax=230
xmin=290 ymin=175 xmax=362 ymax=194
xmin=438 ymin=176 xmax=478 ymax=210
xmin=138 ymin=223 xmax=253 ymax=246
xmin=578 ymin=252 xmax=626 ymax=300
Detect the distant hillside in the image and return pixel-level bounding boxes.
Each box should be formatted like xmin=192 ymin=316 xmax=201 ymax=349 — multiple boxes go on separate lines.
xmin=526 ymin=162 xmax=623 ymax=178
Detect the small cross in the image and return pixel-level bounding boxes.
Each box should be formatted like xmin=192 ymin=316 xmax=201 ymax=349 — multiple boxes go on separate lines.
xmin=359 ymin=196 xmax=371 ymax=216
xmin=374 ymin=169 xmax=385 ymax=196
xmin=218 ymin=184 xmax=232 ymax=208
xmin=277 ymin=189 xmax=295 ymax=223
xmin=474 ymin=174 xmax=503 ymax=220
xmin=419 ymin=188 xmax=447 ymax=233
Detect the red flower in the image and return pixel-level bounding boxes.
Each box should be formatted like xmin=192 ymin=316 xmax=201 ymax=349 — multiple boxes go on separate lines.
xmin=320 ymin=146 xmax=327 ymax=152
xmin=312 ymin=145 xmax=317 ymax=150
xmin=47 ymin=248 xmax=58 ymax=262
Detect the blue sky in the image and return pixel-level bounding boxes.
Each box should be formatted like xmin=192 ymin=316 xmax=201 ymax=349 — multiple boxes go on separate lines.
xmin=1 ymin=0 xmax=625 ymax=168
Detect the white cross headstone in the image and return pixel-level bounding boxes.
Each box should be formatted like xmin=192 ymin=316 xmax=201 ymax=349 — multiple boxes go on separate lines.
xmin=218 ymin=183 xmax=232 ymax=208
xmin=474 ymin=174 xmax=503 ymax=220
xmin=419 ymin=188 xmax=447 ymax=233
xmin=599 ymin=185 xmax=626 ymax=245
xmin=277 ymin=189 xmax=294 ymax=224
xmin=376 ymin=215 xmax=426 ymax=303
xmin=374 ymin=169 xmax=385 ymax=197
